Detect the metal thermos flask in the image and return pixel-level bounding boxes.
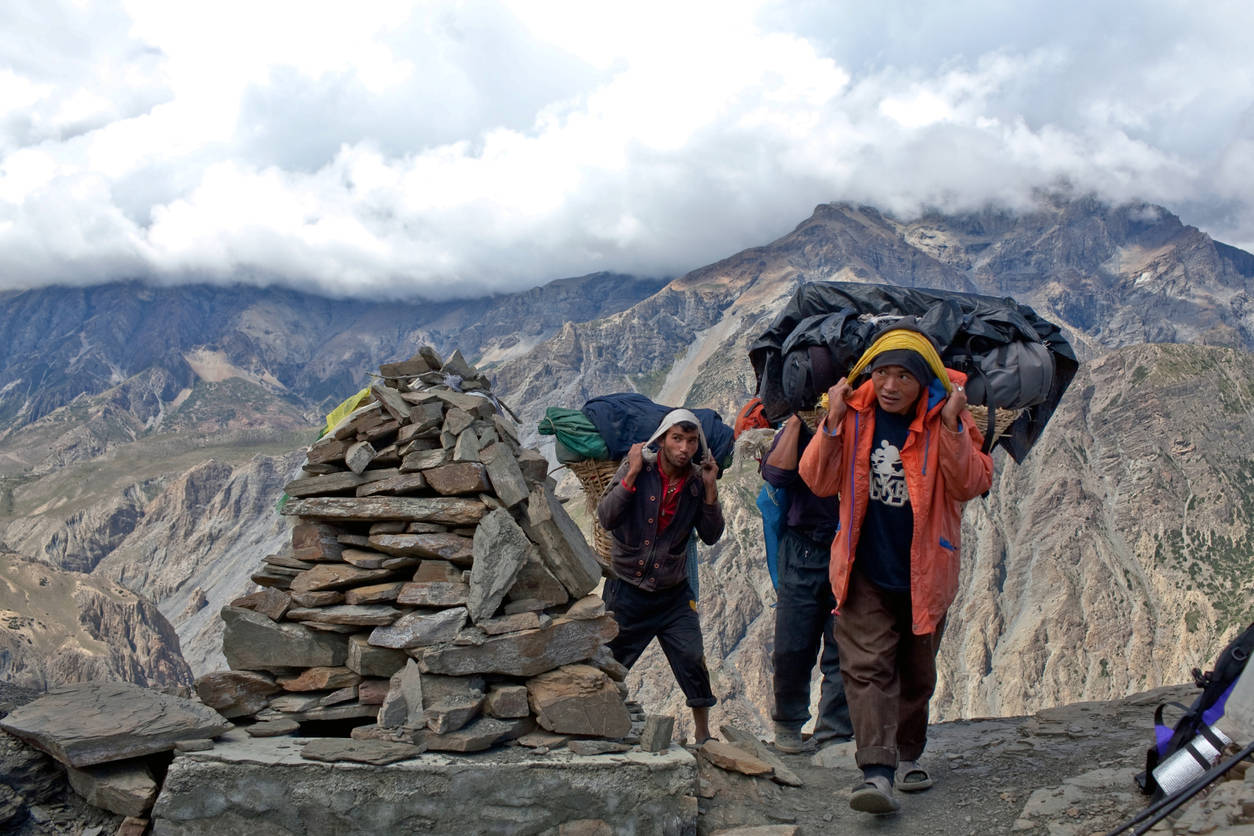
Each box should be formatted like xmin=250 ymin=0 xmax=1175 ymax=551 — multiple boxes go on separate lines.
xmin=1151 ymin=724 xmax=1233 ymax=796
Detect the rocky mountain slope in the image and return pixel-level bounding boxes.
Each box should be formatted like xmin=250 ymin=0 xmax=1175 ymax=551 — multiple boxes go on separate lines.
xmin=2 ymin=195 xmax=1252 ymax=748
xmin=0 ymin=272 xmax=665 ymax=436
xmin=939 ymin=343 xmax=1254 ymax=719
xmin=0 ymin=553 xmax=191 ymax=690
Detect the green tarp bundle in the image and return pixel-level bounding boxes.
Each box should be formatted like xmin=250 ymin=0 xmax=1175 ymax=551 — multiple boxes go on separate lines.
xmin=538 ymin=407 xmax=610 ymax=462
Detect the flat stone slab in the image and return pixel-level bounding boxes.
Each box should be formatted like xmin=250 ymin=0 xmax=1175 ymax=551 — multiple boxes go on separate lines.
xmin=285 ymin=604 xmax=402 ymax=626
xmin=245 ymin=719 xmax=300 ymax=738
xmin=420 ymin=614 xmax=618 ymax=678
xmin=641 ymin=715 xmax=676 ymax=753
xmin=0 ymin=681 xmax=233 ymax=768
xmin=277 ymin=667 xmax=361 ymax=692
xmin=290 ymin=564 xmax=395 ymax=593
xmin=283 ymin=471 xmax=369 ymax=497
xmin=67 ymin=758 xmax=159 ymax=817
xmin=517 ymin=730 xmax=568 ymax=749
xmin=420 ymin=716 xmax=531 ymax=752
xmin=299 ymin=738 xmax=423 ymax=765
xmin=194 ymin=671 xmax=280 ymax=719
xmin=150 ymin=735 xmax=696 ymax=835
xmin=282 ymin=496 xmax=487 ymax=525
xmin=174 ymin=740 xmax=215 ymax=753
xmin=396 ymin=581 xmax=469 ymax=607
xmin=522 ymin=481 xmax=601 ymax=598
xmin=468 ymin=508 xmax=530 ymax=623
xmin=567 ymin=740 xmax=633 ymax=756
xmin=357 ymin=472 xmax=428 ymax=497
xmin=229 ymin=588 xmax=291 ymax=621
xmin=221 ymin=607 xmax=348 ymax=671
xmin=369 ymin=607 xmax=467 ymax=650
xmin=526 ymin=664 xmax=632 ymax=738
xmin=719 ymin=724 xmax=803 ymax=787
xmin=347 ymin=634 xmax=408 ymax=677
xmin=370 ymin=532 xmax=474 ymax=565
xmin=700 ymin=741 xmax=774 ymax=778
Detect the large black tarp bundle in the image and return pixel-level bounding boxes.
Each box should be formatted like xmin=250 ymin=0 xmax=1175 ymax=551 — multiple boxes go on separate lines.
xmin=748 ymin=281 xmax=1078 ymax=462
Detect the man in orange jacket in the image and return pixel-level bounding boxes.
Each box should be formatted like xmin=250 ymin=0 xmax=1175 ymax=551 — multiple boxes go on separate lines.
xmin=799 ymin=324 xmax=994 ymax=815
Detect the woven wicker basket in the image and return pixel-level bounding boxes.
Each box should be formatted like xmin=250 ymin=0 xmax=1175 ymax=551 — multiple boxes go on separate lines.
xmin=797 ymin=408 xmax=826 ymax=431
xmin=968 ymin=405 xmax=1022 ymax=442
xmin=568 ymin=458 xmax=622 ymax=569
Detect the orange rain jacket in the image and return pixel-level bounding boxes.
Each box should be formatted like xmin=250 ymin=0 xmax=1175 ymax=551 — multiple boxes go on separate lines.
xmin=798 ymin=369 xmax=994 ymax=635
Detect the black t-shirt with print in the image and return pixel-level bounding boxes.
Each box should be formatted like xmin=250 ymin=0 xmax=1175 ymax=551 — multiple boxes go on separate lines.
xmin=855 ymin=406 xmax=913 ymax=591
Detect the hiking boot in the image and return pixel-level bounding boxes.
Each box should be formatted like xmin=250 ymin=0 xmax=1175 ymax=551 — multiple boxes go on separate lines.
xmin=849 ymin=775 xmax=900 ymax=815
xmin=773 ymin=723 xmax=805 ymax=754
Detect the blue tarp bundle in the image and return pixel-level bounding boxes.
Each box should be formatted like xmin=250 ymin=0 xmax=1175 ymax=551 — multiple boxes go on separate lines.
xmin=581 ymin=393 xmax=735 ymax=469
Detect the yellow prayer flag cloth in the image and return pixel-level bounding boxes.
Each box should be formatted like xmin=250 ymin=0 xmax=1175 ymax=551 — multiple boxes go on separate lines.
xmin=320 ymin=386 xmax=372 ymax=438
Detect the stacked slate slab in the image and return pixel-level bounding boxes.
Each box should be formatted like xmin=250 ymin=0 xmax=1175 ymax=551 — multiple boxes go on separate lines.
xmin=196 ymin=347 xmax=635 ymax=753
xmin=0 ymin=680 xmax=234 ymax=819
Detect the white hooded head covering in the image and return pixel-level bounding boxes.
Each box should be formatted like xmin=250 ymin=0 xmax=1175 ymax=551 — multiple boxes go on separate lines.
xmin=643 ymin=408 xmax=710 ymax=470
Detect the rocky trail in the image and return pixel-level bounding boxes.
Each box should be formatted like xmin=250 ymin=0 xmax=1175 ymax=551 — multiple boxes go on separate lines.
xmin=697 ymin=683 xmax=1252 ymax=836
xmin=6 ymin=679 xmax=1252 ymax=835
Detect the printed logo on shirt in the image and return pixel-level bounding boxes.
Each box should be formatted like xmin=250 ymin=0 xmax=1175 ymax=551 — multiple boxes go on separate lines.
xmin=869 ymin=439 xmax=908 ymax=507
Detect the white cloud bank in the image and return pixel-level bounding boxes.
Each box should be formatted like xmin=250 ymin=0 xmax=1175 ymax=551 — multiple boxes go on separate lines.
xmin=0 ymin=0 xmax=1251 ymax=299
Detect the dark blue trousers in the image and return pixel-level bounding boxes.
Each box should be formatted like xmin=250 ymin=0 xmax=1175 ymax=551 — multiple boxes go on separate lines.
xmin=772 ymin=527 xmax=852 ymax=744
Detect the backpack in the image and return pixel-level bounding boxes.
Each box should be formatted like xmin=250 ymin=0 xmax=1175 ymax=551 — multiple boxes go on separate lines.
xmin=755 ymin=482 xmax=788 ymax=592
xmin=734 ymin=398 xmax=772 ymax=439
xmin=1137 ymin=621 xmax=1254 ymax=798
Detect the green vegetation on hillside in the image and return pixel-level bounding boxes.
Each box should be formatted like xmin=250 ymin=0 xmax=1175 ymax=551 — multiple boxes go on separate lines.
xmin=628 ymin=367 xmax=669 ymax=400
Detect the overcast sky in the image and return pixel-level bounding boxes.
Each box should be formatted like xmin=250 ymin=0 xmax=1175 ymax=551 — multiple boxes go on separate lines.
xmin=1 ymin=0 xmax=1251 ymax=299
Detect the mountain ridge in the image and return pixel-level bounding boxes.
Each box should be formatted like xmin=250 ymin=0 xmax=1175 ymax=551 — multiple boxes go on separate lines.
xmin=0 ymin=194 xmax=1250 ymax=743
xmin=0 ymin=271 xmax=667 ymax=435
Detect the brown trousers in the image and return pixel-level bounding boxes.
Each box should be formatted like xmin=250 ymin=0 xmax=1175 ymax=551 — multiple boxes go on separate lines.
xmin=833 ymin=567 xmax=946 ymax=769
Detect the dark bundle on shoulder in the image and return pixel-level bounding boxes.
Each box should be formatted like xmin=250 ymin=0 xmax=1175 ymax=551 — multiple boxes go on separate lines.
xmin=581 ymin=393 xmax=735 ymax=471
xmin=748 ymin=281 xmax=1078 ymax=462
xmin=539 ymin=395 xmax=735 ymax=470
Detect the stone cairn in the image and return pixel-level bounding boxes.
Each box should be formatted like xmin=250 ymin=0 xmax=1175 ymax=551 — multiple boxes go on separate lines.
xmin=196 ymin=347 xmax=644 ymax=754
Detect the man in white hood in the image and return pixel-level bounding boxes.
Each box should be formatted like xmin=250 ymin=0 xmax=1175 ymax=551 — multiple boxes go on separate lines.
xmin=597 ymin=409 xmax=725 ymax=743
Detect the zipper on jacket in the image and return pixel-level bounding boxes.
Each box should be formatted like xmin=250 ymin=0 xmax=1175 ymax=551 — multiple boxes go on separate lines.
xmin=923 ymin=427 xmax=930 ymax=476
xmin=848 ymin=412 xmax=859 ymax=565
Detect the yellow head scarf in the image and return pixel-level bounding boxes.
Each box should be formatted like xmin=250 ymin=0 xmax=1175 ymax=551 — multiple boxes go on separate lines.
xmin=816 ymin=329 xmax=953 ymax=410
xmin=847 ymin=329 xmax=952 ymax=394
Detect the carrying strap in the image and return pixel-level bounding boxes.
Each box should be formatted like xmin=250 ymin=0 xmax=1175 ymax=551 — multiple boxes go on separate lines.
xmin=944 ymin=337 xmax=997 ymax=457
xmin=1153 ymin=701 xmax=1191 ymax=735
xmin=960 ymin=354 xmax=999 ymax=456
xmin=1183 ymin=725 xmax=1230 ymax=768
xmin=1157 ymin=699 xmax=1202 ymax=756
